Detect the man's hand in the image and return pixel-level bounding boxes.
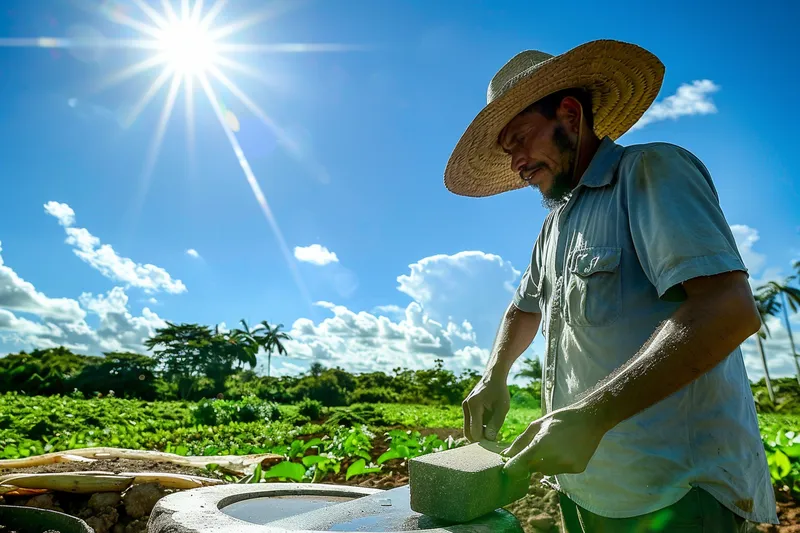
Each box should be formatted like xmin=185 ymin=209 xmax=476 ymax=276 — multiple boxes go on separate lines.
xmin=462 ymin=376 xmax=510 ymax=442
xmin=501 ymin=407 xmax=609 ymax=479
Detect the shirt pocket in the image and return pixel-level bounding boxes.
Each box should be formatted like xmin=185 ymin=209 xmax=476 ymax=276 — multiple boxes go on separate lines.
xmin=564 ymin=246 xmax=622 ymax=327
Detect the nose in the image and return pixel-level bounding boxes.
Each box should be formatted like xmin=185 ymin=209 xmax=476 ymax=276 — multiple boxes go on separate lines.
xmin=510 ymin=150 xmax=528 ymax=174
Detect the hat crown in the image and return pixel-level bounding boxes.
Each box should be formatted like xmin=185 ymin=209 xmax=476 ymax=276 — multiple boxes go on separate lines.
xmin=487 ymin=50 xmax=554 ymax=105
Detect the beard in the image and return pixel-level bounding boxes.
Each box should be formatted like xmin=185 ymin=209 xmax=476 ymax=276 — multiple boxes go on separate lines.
xmin=537 ymin=124 xmax=577 ymax=210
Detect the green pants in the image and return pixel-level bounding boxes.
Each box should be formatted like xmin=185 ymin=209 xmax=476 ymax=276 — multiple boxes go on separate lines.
xmin=559 ymin=487 xmax=747 ymax=532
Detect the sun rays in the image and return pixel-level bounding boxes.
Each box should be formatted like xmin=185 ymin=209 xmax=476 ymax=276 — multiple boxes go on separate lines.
xmin=1 ymin=0 xmax=358 ymax=305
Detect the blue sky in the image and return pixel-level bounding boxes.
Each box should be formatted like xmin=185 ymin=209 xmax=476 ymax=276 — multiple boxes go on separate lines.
xmin=0 ymin=0 xmax=798 ymax=382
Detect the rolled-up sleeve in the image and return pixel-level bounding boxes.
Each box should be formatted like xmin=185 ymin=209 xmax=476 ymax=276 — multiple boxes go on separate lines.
xmin=512 ymin=221 xmax=547 ymax=313
xmin=513 ymin=263 xmax=542 ymax=313
xmin=622 ymin=144 xmax=747 ymax=300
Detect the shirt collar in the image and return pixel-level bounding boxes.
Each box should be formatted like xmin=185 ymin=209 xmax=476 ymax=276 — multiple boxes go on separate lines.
xmin=578 ymin=136 xmax=625 ymax=188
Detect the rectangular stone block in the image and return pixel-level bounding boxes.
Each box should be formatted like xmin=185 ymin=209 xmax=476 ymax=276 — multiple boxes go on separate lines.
xmin=409 ymin=441 xmax=530 ymax=523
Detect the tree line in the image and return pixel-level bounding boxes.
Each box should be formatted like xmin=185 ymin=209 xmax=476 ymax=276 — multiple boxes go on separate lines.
xmin=0 ymin=319 xmax=487 ymax=407
xmin=752 ymin=260 xmax=800 ymax=406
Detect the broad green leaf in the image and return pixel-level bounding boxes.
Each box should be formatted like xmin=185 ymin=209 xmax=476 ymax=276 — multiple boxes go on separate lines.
xmin=770 ymin=450 xmax=792 ymax=480
xmin=781 ymin=444 xmax=800 ymax=458
xmin=263 ymin=461 xmax=306 ymax=482
xmin=302 ymin=455 xmax=329 ymax=467
xmin=395 ymin=445 xmax=411 ymax=458
xmin=377 ymin=449 xmax=402 ymax=465
xmin=303 ymin=438 xmax=323 ymax=452
xmin=346 ymin=459 xmax=381 ymax=480
xmin=346 ymin=459 xmax=366 ymax=480
xmin=175 ymin=445 xmax=189 ymax=456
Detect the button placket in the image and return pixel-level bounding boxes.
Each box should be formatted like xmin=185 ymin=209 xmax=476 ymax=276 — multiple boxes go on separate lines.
xmin=543 ymin=275 xmax=562 ymax=413
xmin=543 ymin=191 xmax=582 ymax=414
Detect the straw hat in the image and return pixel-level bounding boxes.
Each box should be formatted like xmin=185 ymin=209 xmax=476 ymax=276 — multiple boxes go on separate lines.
xmin=444 ymin=40 xmax=665 ymax=197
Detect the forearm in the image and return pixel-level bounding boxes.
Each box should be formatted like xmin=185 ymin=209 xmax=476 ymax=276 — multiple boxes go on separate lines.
xmin=485 ymin=304 xmax=542 ymax=382
xmin=574 ymin=281 xmax=760 ymax=432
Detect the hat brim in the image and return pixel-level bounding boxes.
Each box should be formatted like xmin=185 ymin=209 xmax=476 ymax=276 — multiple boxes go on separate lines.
xmin=444 ymin=40 xmax=665 ymax=198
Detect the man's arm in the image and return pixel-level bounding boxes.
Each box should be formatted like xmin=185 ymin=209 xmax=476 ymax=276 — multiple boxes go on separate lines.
xmin=462 ymin=303 xmax=542 ymax=442
xmin=503 ymin=271 xmax=759 ymax=477
xmin=485 ymin=304 xmax=542 ymax=381
xmin=577 ymin=270 xmax=759 ymax=431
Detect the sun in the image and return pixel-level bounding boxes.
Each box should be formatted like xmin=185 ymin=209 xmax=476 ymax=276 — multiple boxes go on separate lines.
xmin=0 ymin=0 xmax=360 ymax=307
xmin=156 ymin=18 xmax=217 ymax=75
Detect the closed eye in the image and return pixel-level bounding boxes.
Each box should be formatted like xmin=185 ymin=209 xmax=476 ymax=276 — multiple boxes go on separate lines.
xmin=499 ymin=133 xmax=522 ymax=155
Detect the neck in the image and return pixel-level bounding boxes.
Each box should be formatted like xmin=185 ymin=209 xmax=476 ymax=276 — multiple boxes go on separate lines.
xmin=571 ymin=126 xmax=601 ymax=186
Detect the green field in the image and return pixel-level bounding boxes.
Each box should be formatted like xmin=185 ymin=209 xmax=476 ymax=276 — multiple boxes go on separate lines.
xmin=0 ymin=393 xmax=538 ymax=459
xmin=1 ymin=393 xmax=799 ymax=491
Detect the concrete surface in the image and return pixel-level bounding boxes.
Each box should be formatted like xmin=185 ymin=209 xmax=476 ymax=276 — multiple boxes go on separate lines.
xmin=408 ymin=442 xmax=530 ymax=523
xmin=265 ymin=485 xmax=522 ymax=532
xmin=147 ymin=482 xmax=524 ymax=532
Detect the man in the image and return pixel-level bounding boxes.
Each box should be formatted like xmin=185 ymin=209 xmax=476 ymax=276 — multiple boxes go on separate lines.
xmin=449 ymin=40 xmax=778 ymax=531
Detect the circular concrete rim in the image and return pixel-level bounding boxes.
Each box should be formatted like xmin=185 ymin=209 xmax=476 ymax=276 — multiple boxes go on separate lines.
xmin=147 ymin=483 xmax=522 ymax=533
xmin=149 ymin=483 xmax=379 ymax=533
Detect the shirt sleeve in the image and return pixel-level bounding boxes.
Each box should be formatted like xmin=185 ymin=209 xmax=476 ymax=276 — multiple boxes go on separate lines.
xmin=622 ymin=144 xmax=747 ymax=301
xmin=513 ymin=263 xmax=542 ymax=313
xmin=512 ymin=219 xmax=548 ymax=313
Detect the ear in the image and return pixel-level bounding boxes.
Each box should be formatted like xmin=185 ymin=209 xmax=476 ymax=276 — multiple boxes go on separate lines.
xmin=556 ymin=96 xmax=583 ymax=135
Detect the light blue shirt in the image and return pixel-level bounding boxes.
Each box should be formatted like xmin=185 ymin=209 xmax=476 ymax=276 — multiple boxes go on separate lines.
xmin=512 ymin=136 xmax=778 ymax=524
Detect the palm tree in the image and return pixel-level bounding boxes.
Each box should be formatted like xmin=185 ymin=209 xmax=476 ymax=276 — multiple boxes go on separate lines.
xmin=758 ymin=278 xmax=800 ymax=386
xmin=230 ymin=320 xmax=260 ymax=369
xmin=754 ymin=288 xmax=782 ymax=403
xmin=308 ymin=362 xmax=325 ymax=377
xmin=514 ymin=356 xmax=543 ymax=382
xmin=253 ymin=321 xmax=290 ymax=377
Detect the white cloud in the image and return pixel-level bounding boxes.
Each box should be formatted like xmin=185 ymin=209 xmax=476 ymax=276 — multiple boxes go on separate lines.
xmin=44 ymin=201 xmax=186 ymax=294
xmin=44 ymin=201 xmax=76 ymax=227
xmin=79 ymin=287 xmax=166 ymax=353
xmin=372 ymin=304 xmax=405 ymax=316
xmin=741 ymin=312 xmax=800 ymax=383
xmin=731 ymin=224 xmax=766 ymax=276
xmin=0 ymin=241 xmax=86 ymax=321
xmin=278 ymin=250 xmax=532 ymax=376
xmin=147 ymin=297 xmax=159 ymax=305
xmin=294 ymin=244 xmax=339 ymax=266
xmin=283 ymin=300 xmax=481 ymax=375
xmin=0 ymin=286 xmax=166 ymax=355
xmin=186 ymin=249 xmax=200 ymax=259
xmin=396 ymin=251 xmax=520 ymax=345
xmin=631 ymin=80 xmax=720 ymax=131
xmin=0 ymin=241 xmax=167 ymax=354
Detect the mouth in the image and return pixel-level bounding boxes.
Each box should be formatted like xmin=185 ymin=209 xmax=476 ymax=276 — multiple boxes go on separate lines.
xmin=520 ymin=167 xmax=544 ymax=184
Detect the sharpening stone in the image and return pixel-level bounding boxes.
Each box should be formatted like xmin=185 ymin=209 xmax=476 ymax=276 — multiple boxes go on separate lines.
xmin=408 ymin=441 xmax=530 ymax=523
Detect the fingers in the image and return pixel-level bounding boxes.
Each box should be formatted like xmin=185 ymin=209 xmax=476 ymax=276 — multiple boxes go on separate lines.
xmin=462 ymin=400 xmax=472 ymax=441
xmin=503 ymin=449 xmax=534 ymax=480
xmin=484 ymin=403 xmax=509 ymax=441
xmin=462 ymin=395 xmax=486 ymax=442
xmin=468 ymin=401 xmax=484 ymax=442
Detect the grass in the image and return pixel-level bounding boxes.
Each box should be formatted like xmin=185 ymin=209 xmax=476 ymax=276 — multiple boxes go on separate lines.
xmin=1 ymin=392 xmax=799 ymax=461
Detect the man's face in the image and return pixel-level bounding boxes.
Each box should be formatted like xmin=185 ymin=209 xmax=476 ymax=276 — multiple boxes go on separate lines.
xmin=499 ymin=108 xmax=578 ymax=209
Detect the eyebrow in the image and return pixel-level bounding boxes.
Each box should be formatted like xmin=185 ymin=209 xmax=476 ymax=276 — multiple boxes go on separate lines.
xmin=498 ymin=126 xmax=513 ymax=154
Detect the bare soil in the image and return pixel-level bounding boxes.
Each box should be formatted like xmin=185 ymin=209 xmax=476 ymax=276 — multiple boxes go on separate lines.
xmin=1 ymin=457 xmax=208 ymax=477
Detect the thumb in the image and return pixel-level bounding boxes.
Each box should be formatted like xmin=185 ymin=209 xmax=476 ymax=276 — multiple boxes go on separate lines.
xmin=503 ymin=450 xmax=533 ymax=480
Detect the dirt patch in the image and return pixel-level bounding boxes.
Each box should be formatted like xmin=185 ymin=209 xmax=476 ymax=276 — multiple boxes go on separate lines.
xmin=0 ymin=458 xmax=209 ymax=477
xmin=756 ymin=492 xmax=800 ymax=533
xmin=0 ymin=459 xmax=201 ymax=533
